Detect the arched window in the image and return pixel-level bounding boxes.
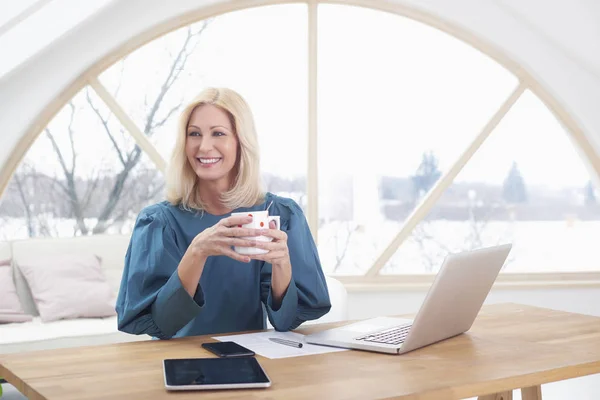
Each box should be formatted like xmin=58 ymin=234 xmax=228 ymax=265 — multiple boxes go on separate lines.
xmin=1 ymin=3 xmax=597 ymax=279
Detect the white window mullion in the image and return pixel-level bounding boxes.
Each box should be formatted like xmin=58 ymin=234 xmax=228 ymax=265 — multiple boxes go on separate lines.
xmin=307 ymin=0 xmax=319 ymax=243
xmin=88 ymin=77 xmax=167 ymax=173
xmin=364 ymin=81 xmax=527 ymax=277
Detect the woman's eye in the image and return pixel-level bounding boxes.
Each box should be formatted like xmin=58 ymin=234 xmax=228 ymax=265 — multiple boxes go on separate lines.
xmin=188 ymin=131 xmax=201 ymax=137
xmin=213 ymin=131 xmax=225 ymax=137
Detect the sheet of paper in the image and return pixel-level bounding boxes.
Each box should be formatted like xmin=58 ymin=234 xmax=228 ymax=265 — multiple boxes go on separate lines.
xmin=212 ymin=331 xmax=348 ymax=359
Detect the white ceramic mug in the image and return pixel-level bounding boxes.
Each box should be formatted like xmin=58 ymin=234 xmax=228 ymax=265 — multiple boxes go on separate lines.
xmin=230 ymin=210 xmax=281 ymax=255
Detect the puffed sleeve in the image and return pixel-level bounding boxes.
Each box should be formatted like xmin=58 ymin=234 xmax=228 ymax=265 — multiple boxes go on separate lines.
xmin=261 ymin=198 xmax=331 ymax=331
xmin=115 ymin=205 xmax=204 ymax=339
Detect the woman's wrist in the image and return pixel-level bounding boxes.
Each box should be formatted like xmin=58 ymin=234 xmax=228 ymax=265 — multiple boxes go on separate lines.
xmin=189 ymin=241 xmax=208 ymax=263
xmin=272 ymin=259 xmax=291 ymax=271
xmin=178 ymin=247 xmax=207 ymax=297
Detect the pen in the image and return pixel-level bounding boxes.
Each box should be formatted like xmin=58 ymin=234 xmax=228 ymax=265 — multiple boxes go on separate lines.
xmin=269 ymin=337 xmax=303 ymax=348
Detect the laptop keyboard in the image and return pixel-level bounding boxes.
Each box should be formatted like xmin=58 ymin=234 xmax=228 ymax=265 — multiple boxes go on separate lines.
xmin=355 ymin=324 xmax=412 ymax=345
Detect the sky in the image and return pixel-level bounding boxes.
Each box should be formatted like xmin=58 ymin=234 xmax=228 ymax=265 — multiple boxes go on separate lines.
xmin=18 ymin=3 xmax=597 ymax=190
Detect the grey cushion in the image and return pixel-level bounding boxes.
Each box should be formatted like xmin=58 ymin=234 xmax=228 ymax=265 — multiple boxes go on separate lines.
xmin=11 ymin=263 xmax=38 ymax=317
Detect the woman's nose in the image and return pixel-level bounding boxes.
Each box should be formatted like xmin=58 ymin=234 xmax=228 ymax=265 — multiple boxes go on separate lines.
xmin=198 ymin=137 xmax=213 ymax=152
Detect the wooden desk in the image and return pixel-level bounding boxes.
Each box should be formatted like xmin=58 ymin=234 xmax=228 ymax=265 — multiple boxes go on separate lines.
xmin=2 ymin=303 xmax=600 ymax=400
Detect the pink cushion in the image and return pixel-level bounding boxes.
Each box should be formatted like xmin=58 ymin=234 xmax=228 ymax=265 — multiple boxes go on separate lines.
xmin=17 ymin=254 xmax=116 ymax=322
xmin=0 ymin=260 xmax=33 ymax=323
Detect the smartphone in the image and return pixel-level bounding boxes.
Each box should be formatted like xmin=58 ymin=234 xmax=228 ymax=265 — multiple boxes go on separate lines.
xmin=201 ymin=341 xmax=255 ymax=358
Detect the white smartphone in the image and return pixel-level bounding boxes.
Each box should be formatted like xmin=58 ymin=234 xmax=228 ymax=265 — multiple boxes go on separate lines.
xmin=163 ymin=357 xmax=271 ymax=390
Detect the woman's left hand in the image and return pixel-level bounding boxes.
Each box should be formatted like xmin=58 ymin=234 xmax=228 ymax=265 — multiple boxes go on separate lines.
xmin=250 ymin=220 xmax=291 ymax=268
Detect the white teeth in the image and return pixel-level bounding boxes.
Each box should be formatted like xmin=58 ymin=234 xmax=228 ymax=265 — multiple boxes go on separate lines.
xmin=198 ymin=158 xmax=220 ymax=164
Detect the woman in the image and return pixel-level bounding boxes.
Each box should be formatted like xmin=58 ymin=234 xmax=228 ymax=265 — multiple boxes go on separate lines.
xmin=115 ymin=88 xmax=331 ymax=339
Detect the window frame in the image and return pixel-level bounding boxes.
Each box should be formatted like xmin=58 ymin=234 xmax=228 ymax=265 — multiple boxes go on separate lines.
xmin=1 ymin=0 xmax=599 ymax=289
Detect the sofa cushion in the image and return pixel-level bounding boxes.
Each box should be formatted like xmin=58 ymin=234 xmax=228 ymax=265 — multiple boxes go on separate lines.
xmin=10 ymin=234 xmax=130 ymax=295
xmin=16 ymin=254 xmax=117 ymax=322
xmin=0 ymin=262 xmax=33 ymax=323
xmin=12 ymin=258 xmax=38 ymax=316
xmin=10 ymin=234 xmax=131 ymax=318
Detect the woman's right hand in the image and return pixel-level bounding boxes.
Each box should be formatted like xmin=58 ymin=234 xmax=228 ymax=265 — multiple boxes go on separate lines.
xmin=189 ymin=214 xmax=261 ymax=263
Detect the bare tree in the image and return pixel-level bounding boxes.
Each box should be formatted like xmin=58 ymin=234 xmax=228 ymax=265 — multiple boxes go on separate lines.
xmin=90 ymin=24 xmax=209 ymax=234
xmin=410 ymin=222 xmax=452 ymax=272
xmin=408 ymin=199 xmax=515 ymax=272
xmin=9 ymin=162 xmax=64 ymax=238
xmin=34 ymin=23 xmax=210 ymax=237
xmin=332 ymin=221 xmax=359 ymax=272
xmin=12 ymin=163 xmax=36 ymax=237
xmin=45 ymin=102 xmax=90 ymax=234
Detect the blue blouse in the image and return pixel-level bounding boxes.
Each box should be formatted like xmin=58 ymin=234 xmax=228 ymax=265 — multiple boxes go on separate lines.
xmin=115 ymin=192 xmax=331 ymax=339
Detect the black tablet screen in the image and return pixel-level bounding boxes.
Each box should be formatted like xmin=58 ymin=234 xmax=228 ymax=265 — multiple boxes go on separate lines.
xmin=164 ymin=357 xmax=270 ymax=386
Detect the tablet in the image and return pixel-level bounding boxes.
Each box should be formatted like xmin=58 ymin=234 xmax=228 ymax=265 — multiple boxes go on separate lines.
xmin=163 ymin=357 xmax=271 ymax=390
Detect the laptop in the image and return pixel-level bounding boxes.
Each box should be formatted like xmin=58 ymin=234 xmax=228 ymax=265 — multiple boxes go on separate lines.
xmin=306 ymin=244 xmax=512 ymax=355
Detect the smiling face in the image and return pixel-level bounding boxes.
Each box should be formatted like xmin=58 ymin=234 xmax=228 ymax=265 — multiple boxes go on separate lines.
xmin=185 ymin=104 xmax=239 ymax=188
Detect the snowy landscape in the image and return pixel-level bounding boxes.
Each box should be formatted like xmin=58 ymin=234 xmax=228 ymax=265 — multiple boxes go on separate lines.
xmin=2 ymin=215 xmax=598 ymax=275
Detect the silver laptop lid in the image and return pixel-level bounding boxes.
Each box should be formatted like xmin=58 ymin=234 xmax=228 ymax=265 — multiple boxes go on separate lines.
xmin=399 ymin=243 xmax=512 ymax=354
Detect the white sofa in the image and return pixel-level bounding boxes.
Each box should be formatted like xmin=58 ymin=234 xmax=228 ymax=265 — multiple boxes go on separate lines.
xmin=0 ymin=234 xmax=348 ymax=355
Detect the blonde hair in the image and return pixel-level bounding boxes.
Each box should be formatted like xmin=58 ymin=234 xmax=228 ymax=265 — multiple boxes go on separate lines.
xmin=165 ymin=87 xmax=264 ymax=211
